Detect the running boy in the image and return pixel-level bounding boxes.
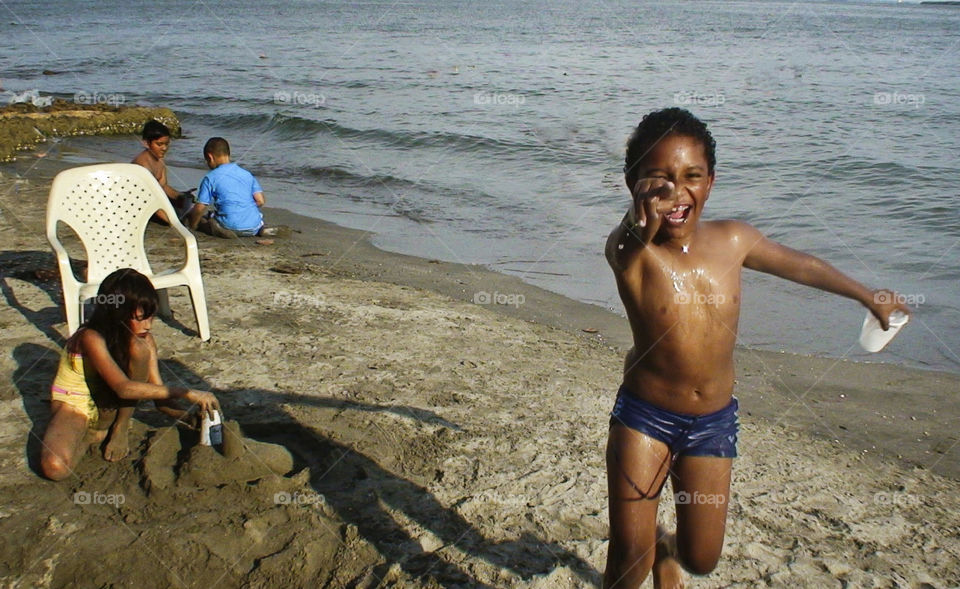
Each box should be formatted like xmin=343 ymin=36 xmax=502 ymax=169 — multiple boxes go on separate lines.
xmin=187 ymin=137 xmax=276 ymax=238
xmin=603 ymin=108 xmax=910 ymax=588
xmin=132 ymin=120 xmax=193 ymax=223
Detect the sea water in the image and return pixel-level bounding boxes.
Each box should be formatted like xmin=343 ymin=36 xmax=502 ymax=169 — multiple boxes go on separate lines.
xmin=2 ymin=0 xmax=958 ymax=372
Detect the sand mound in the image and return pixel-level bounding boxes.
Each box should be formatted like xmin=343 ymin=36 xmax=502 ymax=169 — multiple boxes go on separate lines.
xmin=1 ymin=418 xmax=414 ymax=588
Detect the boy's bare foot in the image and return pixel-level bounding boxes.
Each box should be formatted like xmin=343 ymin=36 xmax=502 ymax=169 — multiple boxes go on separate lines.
xmin=103 ymin=430 xmax=129 ymax=462
xmin=653 ymin=526 xmax=684 ymax=589
xmin=205 ymin=218 xmax=237 ymax=239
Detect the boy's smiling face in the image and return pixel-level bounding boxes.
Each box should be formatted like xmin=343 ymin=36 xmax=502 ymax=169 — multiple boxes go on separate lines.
xmin=635 ymin=133 xmax=714 ymax=240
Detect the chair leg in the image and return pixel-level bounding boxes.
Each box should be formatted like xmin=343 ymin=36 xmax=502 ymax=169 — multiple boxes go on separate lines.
xmin=65 ymin=296 xmax=81 ymax=336
xmin=187 ymin=283 xmax=210 ymax=341
xmin=158 ymin=289 xmax=173 ymax=318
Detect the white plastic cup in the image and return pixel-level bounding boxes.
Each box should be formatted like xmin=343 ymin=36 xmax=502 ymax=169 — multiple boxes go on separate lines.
xmin=859 ymin=310 xmax=909 ymax=352
xmin=200 ymin=409 xmax=223 ymax=446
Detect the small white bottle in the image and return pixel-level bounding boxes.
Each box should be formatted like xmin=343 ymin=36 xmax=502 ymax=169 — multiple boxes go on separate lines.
xmin=200 ymin=410 xmax=223 ymax=446
xmin=859 ymin=310 xmax=909 ymax=353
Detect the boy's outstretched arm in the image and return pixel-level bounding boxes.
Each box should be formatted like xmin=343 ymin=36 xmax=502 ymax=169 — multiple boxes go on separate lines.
xmin=738 ymin=223 xmax=911 ymax=329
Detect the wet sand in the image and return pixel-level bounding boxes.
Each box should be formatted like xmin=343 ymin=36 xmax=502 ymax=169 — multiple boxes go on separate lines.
xmin=1 ymin=151 xmax=958 ymax=587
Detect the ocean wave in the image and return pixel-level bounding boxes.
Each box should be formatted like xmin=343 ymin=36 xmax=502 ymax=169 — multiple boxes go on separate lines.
xmin=273 ymin=114 xmax=529 ymax=154
xmin=305 ymin=165 xmax=430 ymax=193
xmin=183 ymin=109 xmax=606 ymax=166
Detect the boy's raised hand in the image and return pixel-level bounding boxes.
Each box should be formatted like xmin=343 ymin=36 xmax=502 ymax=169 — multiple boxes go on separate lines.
xmin=629 ymin=177 xmax=677 ymax=243
xmin=867 ymin=289 xmax=913 ymax=330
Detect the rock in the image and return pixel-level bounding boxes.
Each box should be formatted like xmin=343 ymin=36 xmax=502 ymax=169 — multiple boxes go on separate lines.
xmin=0 ymin=105 xmax=181 ymax=161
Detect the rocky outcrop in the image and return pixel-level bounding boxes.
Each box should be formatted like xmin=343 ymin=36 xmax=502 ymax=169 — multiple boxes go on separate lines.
xmin=0 ymin=99 xmax=181 ymax=161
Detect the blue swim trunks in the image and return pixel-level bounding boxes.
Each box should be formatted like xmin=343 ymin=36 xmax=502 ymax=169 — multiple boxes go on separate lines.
xmin=609 ymin=385 xmax=739 ymax=458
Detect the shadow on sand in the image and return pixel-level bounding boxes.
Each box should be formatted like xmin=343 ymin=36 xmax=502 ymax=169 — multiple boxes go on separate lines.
xmin=10 ymin=341 xmax=600 ymax=587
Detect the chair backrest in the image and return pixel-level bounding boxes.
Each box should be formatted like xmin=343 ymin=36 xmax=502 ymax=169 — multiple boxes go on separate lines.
xmin=46 ymin=163 xmax=176 ymax=283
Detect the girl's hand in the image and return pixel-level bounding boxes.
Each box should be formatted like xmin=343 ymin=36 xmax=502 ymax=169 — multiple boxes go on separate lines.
xmin=185 ymin=390 xmax=220 ymax=419
xmin=868 ymin=289 xmax=912 ymax=330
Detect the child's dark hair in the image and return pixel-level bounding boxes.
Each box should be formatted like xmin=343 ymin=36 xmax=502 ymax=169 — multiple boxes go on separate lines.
xmin=624 ymin=108 xmax=716 ymax=186
xmin=75 ymin=268 xmax=158 ymax=374
xmin=203 ymin=137 xmax=230 ymax=158
xmin=141 ymin=120 xmax=171 ymax=142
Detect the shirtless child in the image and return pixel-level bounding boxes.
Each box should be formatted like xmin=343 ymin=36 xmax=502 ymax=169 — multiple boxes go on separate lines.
xmin=132 ymin=120 xmax=193 ymax=224
xmin=603 ymin=108 xmax=910 ymax=588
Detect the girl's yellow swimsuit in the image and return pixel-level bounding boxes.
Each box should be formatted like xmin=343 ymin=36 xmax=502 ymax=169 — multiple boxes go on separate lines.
xmin=50 ymin=350 xmax=105 ymax=426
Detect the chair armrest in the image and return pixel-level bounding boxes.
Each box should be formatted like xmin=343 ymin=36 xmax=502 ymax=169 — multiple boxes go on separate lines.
xmin=46 ymin=228 xmax=78 ymax=284
xmin=168 ymin=219 xmax=199 ymax=253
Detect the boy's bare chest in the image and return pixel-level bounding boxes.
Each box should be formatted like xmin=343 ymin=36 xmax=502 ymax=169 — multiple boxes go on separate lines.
xmin=634 ymin=251 xmax=742 ymax=303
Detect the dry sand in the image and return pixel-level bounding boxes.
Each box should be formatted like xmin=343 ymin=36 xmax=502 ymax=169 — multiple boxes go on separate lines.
xmin=1 ymin=152 xmax=959 ymax=588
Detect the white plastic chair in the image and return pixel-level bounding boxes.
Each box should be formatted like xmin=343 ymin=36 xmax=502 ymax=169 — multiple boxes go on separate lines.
xmin=46 ymin=163 xmax=210 ymax=340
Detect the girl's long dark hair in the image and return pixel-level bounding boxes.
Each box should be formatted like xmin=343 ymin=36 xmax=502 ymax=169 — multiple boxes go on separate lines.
xmin=71 ymin=268 xmax=158 ymax=374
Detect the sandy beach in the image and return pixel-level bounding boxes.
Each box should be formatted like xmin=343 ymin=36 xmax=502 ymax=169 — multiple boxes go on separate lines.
xmin=1 ymin=149 xmax=959 ymax=588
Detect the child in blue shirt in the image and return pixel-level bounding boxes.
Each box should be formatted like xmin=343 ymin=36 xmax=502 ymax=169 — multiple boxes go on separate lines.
xmin=187 ymin=137 xmax=276 ymax=238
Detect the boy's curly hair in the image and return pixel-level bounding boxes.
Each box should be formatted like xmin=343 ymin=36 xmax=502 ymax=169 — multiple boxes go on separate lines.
xmin=624 ymin=108 xmax=716 ymax=186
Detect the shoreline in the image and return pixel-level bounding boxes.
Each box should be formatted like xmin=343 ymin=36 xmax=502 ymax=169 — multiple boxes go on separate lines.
xmin=2 ymin=149 xmax=960 ymax=586
xmin=4 ymin=150 xmax=960 ymax=481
